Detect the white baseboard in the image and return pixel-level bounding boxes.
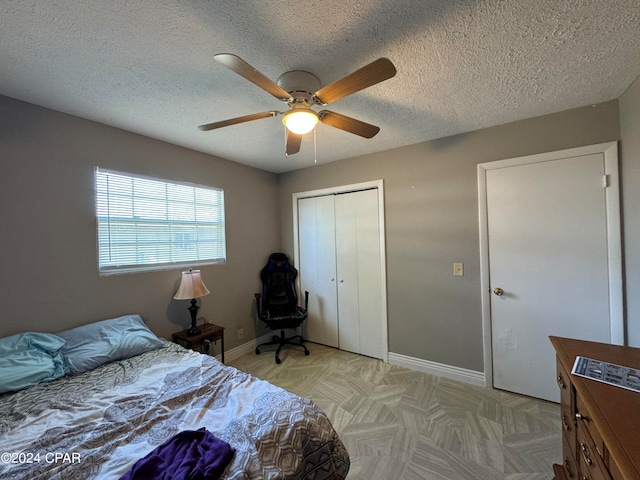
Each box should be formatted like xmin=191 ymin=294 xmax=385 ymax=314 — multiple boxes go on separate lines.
xmin=388 ymin=352 xmax=486 ymax=387
xmin=222 ymin=337 xmax=486 ymax=389
xmin=221 ymin=333 xmax=273 ymax=363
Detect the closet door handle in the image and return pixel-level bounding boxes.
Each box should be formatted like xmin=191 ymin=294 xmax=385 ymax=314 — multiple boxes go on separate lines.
xmin=340 ymin=279 xmax=344 ymax=283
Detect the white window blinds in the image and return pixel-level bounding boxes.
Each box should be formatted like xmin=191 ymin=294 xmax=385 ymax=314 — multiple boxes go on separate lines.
xmin=95 ymin=167 xmax=226 ymax=275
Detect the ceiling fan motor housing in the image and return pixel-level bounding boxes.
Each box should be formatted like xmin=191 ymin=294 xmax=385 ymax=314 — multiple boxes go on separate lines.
xmin=276 ymin=71 xmax=321 ymax=105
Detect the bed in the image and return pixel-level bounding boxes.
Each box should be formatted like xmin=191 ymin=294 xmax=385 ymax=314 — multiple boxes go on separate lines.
xmin=0 ymin=315 xmax=349 ymax=480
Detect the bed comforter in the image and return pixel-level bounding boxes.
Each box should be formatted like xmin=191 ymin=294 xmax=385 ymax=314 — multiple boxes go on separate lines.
xmin=0 ymin=341 xmax=349 ymax=480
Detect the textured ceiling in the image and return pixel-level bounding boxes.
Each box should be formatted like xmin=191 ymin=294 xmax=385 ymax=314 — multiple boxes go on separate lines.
xmin=1 ymin=0 xmax=639 ymax=173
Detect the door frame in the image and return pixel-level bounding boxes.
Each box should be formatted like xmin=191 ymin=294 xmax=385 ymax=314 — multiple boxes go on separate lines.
xmin=292 ymin=179 xmax=389 ymax=362
xmin=477 ymin=142 xmax=624 ymax=389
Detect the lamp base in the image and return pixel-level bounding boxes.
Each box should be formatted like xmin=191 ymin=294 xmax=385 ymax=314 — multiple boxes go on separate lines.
xmin=187 ymin=299 xmax=201 ymax=336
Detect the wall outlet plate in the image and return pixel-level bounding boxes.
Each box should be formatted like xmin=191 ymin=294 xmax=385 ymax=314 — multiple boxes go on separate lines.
xmin=453 ymin=263 xmax=464 ymax=276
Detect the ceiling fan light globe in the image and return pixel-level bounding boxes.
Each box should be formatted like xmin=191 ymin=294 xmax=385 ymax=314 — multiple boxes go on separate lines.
xmin=283 ymin=109 xmax=318 ymax=135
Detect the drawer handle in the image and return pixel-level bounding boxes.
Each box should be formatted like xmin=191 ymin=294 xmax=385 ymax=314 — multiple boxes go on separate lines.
xmin=580 ymin=442 xmax=593 ymax=466
xmin=557 ymin=374 xmax=566 ymax=389
xmin=561 ymin=414 xmax=571 ymax=431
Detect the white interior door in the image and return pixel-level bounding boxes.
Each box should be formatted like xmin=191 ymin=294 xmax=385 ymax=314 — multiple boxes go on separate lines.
xmin=480 ymin=143 xmax=622 ymax=402
xmin=354 ymin=190 xmax=384 ymax=359
xmin=335 ymin=193 xmax=359 ymax=353
xmin=294 ymin=181 xmax=388 ymax=362
xmin=335 ymin=189 xmax=383 ymax=358
xmin=298 ymin=196 xmax=339 ymax=348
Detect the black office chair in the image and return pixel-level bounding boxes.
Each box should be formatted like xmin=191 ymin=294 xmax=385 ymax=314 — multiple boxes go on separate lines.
xmin=255 ymin=252 xmax=310 ymax=364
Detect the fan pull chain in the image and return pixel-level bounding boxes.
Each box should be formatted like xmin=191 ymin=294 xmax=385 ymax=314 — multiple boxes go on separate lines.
xmin=313 ymin=128 xmax=317 ymax=165
xmin=284 ymin=125 xmax=288 ymax=157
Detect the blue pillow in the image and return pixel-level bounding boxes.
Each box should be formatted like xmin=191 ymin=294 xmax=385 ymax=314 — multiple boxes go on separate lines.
xmin=0 ymin=332 xmax=66 ymax=394
xmin=57 ymin=314 xmax=164 ymax=375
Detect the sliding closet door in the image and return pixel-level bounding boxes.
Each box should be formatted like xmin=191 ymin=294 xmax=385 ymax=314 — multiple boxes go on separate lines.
xmin=298 ymin=196 xmax=339 ymax=348
xmin=335 ymin=189 xmax=383 ymax=358
xmin=296 ymin=185 xmax=386 ymax=360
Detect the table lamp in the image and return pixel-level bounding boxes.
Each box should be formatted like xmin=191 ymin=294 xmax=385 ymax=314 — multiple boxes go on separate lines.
xmin=173 ymin=268 xmax=210 ymax=335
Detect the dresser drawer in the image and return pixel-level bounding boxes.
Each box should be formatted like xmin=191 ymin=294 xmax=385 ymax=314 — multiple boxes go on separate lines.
xmin=557 ymin=357 xmax=576 ymax=458
xmin=577 ymin=420 xmax=611 ymax=480
xmin=562 ymin=433 xmax=579 ymax=480
xmin=575 ymin=392 xmax=608 ymax=465
xmin=556 ymin=357 xmax=572 ymax=409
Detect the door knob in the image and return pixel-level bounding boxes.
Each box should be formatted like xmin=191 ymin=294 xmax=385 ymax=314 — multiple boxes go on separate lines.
xmin=493 ymin=287 xmax=504 ymax=296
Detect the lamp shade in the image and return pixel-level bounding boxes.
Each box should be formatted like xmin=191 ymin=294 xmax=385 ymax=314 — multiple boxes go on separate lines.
xmin=173 ymin=269 xmax=210 ymax=300
xmin=282 ymin=108 xmax=318 ymax=135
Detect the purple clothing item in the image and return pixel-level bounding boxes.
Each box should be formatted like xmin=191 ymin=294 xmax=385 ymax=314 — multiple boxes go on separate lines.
xmin=119 ymin=428 xmax=235 ymax=480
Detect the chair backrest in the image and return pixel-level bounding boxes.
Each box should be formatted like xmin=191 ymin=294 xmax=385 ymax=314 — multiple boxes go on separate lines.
xmin=259 ymin=253 xmax=299 ymax=316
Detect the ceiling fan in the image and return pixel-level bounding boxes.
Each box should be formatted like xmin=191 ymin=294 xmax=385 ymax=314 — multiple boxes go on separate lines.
xmin=198 ymin=54 xmax=397 ymax=155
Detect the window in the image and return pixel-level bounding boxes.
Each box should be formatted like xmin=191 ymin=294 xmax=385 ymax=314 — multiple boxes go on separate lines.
xmin=95 ymin=167 xmax=225 ymax=275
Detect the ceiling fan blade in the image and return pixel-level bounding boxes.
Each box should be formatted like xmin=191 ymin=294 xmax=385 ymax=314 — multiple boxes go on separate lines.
xmin=314 ymin=58 xmax=396 ymax=105
xmin=286 ymin=130 xmax=302 ymax=156
xmin=318 ymin=111 xmax=380 ymax=138
xmin=214 ymin=54 xmax=293 ymax=102
xmin=198 ymin=111 xmax=279 ymax=131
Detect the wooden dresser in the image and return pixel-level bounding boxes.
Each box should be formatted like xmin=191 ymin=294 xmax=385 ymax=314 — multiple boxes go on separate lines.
xmin=550 ymin=336 xmax=640 ymax=480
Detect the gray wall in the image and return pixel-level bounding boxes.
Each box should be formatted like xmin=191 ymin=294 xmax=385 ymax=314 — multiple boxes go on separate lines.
xmin=620 ymin=75 xmax=640 ymax=346
xmin=0 ymin=95 xmax=279 ymax=348
xmin=3 ymin=90 xmax=637 ymax=374
xmin=278 ymin=101 xmax=620 ymax=372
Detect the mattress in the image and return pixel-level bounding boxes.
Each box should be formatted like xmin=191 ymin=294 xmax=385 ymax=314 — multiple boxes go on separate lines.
xmin=0 ymin=341 xmax=349 ymax=479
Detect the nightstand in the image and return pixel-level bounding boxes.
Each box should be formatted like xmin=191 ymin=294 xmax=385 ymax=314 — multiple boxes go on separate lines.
xmin=172 ymin=323 xmax=225 ymax=363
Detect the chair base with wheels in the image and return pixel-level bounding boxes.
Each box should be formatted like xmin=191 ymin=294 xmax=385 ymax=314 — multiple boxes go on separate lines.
xmin=254 ymin=252 xmax=310 ymax=364
xmin=255 ymin=329 xmax=309 ymax=365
